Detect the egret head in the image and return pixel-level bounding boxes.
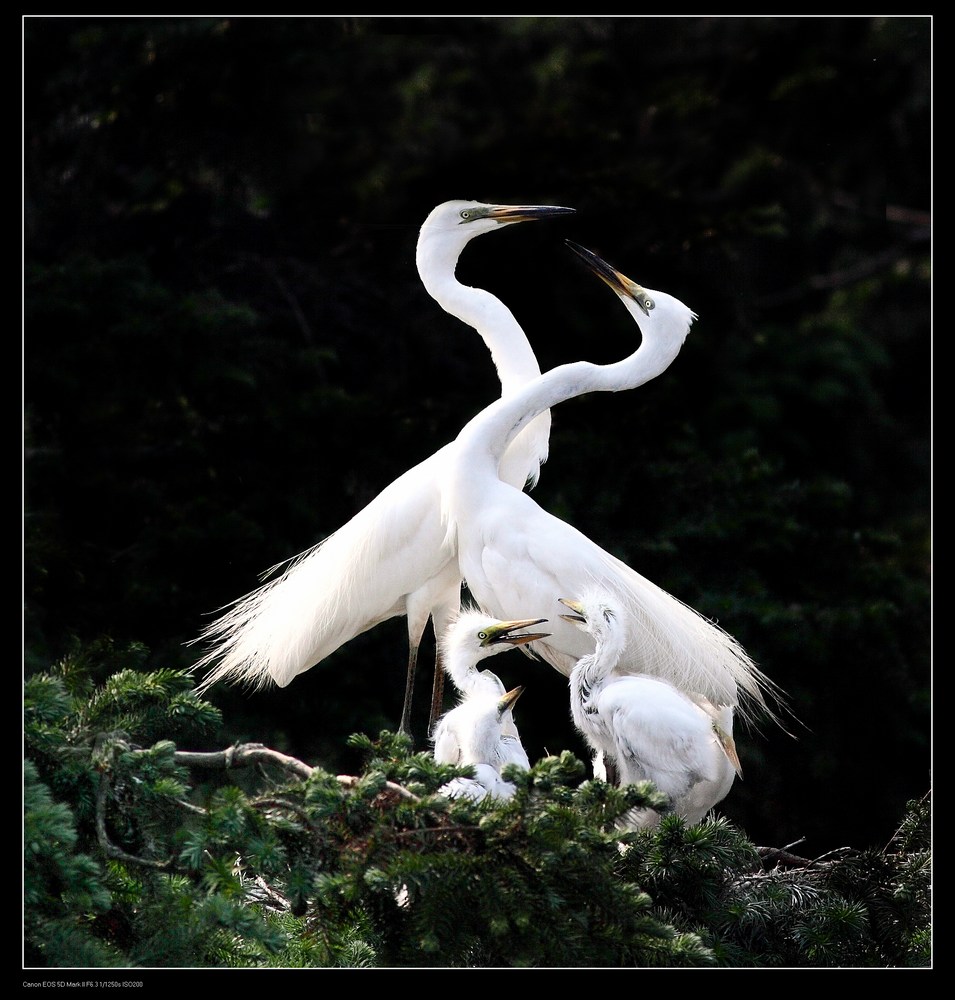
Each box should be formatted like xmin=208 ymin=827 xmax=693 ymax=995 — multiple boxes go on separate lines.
xmin=565 ymin=240 xmax=697 ymax=343
xmin=449 ymin=611 xmax=551 ymax=666
xmin=418 ymin=200 xmax=575 ymax=260
xmin=558 ymin=595 xmax=620 ymax=642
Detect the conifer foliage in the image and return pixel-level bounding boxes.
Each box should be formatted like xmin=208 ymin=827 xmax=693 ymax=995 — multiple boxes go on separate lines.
xmin=24 ymin=645 xmax=931 ymax=968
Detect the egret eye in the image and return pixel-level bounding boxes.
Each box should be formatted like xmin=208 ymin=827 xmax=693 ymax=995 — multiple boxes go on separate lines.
xmin=478 ymin=631 xmax=488 ymax=640
xmin=460 ymin=210 xmax=471 ymax=220
xmin=643 ymin=297 xmax=655 ymax=311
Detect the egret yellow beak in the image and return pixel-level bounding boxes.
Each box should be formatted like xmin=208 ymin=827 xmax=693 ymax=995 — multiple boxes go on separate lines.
xmin=557 ymin=597 xmax=587 ymax=626
xmin=481 ymin=618 xmax=551 ymax=647
xmin=497 ymin=686 xmax=526 ymax=715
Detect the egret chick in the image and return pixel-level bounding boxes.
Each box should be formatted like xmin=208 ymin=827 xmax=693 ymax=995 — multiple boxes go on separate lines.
xmin=433 ymin=611 xmax=550 ymax=773
xmin=559 ymin=593 xmax=743 ymax=828
xmin=435 ymin=686 xmax=528 ymax=803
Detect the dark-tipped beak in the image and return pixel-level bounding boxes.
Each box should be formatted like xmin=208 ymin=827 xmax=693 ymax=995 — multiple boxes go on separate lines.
xmin=486 ymin=204 xmax=576 ymax=224
xmin=565 ymin=240 xmax=653 ymax=316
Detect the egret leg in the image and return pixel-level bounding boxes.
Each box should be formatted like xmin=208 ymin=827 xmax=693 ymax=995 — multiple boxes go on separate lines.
xmin=427 ymin=649 xmax=445 ymax=737
xmin=603 ymin=756 xmax=620 ymax=787
xmin=399 ymin=645 xmax=419 ymax=738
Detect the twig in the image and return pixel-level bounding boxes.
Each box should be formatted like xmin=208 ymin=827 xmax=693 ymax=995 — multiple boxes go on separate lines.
xmin=173 ymin=743 xmax=314 ymax=781
xmin=336 ymin=772 xmax=420 ymax=802
xmin=95 ymin=773 xmax=171 ymax=869
xmin=252 ymin=795 xmax=319 ymax=828
xmin=756 ymin=845 xmax=813 ymax=868
xmin=172 ymin=742 xmax=421 ymax=801
xmin=251 ymin=875 xmax=291 ymax=911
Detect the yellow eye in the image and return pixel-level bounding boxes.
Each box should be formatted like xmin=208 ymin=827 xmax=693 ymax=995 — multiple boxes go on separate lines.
xmin=460 ymin=211 xmax=471 ymax=220
xmin=478 ymin=631 xmax=488 ymax=640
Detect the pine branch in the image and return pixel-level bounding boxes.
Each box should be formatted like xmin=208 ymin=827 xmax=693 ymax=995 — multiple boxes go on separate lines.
xmin=171 ymin=742 xmax=421 ymax=801
xmin=95 ymin=770 xmax=171 ymax=870
xmin=92 ymin=740 xmax=424 ymax=874
xmin=172 ymin=743 xmax=314 ymax=780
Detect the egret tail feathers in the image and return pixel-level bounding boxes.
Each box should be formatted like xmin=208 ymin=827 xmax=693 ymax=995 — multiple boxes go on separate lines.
xmin=191 ymin=524 xmax=397 ymax=693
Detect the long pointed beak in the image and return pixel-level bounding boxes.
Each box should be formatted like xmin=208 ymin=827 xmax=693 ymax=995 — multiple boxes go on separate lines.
xmin=565 ymin=240 xmax=654 ymax=317
xmin=557 ymin=597 xmax=587 ymax=626
xmin=715 ymin=726 xmax=744 ymax=778
xmin=497 ymin=685 xmax=525 ymax=715
xmin=485 ymin=204 xmax=575 ymax=224
xmin=485 ymin=617 xmax=552 ymax=647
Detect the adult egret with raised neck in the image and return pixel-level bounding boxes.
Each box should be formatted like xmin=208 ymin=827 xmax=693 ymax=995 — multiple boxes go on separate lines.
xmin=193 ymin=201 xmax=573 ymax=738
xmin=441 ymin=241 xmax=784 ymax=725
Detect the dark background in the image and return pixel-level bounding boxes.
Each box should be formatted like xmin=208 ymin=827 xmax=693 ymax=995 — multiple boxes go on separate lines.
xmin=24 ymin=16 xmax=931 ymax=857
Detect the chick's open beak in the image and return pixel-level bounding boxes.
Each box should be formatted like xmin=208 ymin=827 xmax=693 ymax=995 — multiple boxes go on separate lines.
xmin=557 ymin=597 xmax=587 ymax=626
xmin=485 ymin=618 xmax=552 ymax=646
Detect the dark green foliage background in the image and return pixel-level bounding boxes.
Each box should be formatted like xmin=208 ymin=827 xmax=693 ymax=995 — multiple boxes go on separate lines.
xmin=24 ymin=17 xmax=931 ymax=858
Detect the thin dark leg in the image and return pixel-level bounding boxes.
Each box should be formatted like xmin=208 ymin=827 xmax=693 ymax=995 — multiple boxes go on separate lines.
xmin=399 ymin=645 xmax=419 ymax=739
xmin=604 ymin=756 xmax=620 ymax=787
xmin=427 ymin=649 xmax=446 ymax=738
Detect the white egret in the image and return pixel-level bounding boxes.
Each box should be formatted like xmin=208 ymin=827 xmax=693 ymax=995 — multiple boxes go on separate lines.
xmin=439 ymin=607 xmax=551 ymax=705
xmin=434 ymin=686 xmax=528 ymax=803
xmin=559 ymin=593 xmax=742 ymax=828
xmin=192 ymin=200 xmax=574 ymax=737
xmin=441 ymin=240 xmax=784 ymax=724
xmin=432 ymin=610 xmax=550 ymax=772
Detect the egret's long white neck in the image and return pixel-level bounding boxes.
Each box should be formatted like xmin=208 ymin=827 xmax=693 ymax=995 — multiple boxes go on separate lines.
xmin=444 ymin=644 xmax=502 ymax=698
xmin=416 ymin=230 xmax=553 ymax=491
xmin=416 ymin=242 xmax=543 ymax=391
xmin=453 ymin=294 xmax=692 ymax=475
xmin=569 ymin=647 xmax=607 ymax=735
xmin=571 ymin=620 xmax=625 ymax=710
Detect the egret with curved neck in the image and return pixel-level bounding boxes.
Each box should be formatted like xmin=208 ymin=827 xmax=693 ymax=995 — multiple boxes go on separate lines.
xmin=193 ymin=200 xmax=574 ymax=739
xmin=443 ymin=241 xmax=783 ymax=723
